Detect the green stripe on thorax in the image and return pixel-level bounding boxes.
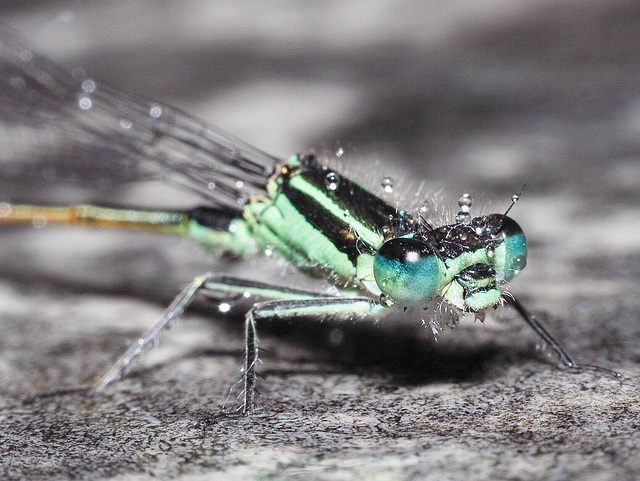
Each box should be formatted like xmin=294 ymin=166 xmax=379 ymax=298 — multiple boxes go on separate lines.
xmin=241 ymin=164 xmax=354 ymax=284
xmin=285 ymin=174 xmax=385 ymax=250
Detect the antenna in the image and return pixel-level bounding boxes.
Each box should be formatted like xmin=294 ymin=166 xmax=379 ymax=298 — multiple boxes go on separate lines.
xmin=503 ymin=183 xmax=527 ymax=217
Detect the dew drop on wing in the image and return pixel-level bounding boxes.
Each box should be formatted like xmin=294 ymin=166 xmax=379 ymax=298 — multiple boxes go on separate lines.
xmin=81 ymin=79 xmax=96 ymax=93
xmin=149 ymin=105 xmax=162 ymax=118
xmin=9 ymin=75 xmax=25 ymax=90
xmin=0 ymin=202 xmax=11 ymax=217
xmin=78 ymin=95 xmax=92 ymax=110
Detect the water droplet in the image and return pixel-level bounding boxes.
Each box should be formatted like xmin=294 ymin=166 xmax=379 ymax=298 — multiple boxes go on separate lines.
xmin=207 ymin=182 xmax=216 ymax=190
xmin=78 ymin=96 xmax=92 ymax=110
xmin=379 ymin=293 xmax=395 ymax=308
xmin=381 ymin=176 xmax=394 ymax=193
xmin=149 ymin=105 xmax=163 ymax=118
xmin=511 ymin=194 xmax=520 ymax=203
xmin=9 ymin=76 xmax=25 ymax=91
xmin=218 ymin=302 xmax=232 ymax=313
xmin=235 ymin=180 xmax=244 ymax=189
xmin=264 ymin=244 xmax=274 ymax=256
xmin=455 ymin=211 xmax=471 ymax=224
xmin=19 ymin=49 xmax=33 ymax=62
xmin=119 ymin=118 xmax=132 ymax=129
xmin=336 ymin=147 xmax=344 ymax=157
xmin=42 ymin=167 xmax=56 ymax=182
xmin=0 ymin=202 xmax=11 ymax=217
xmin=242 ymin=291 xmax=251 ymax=299
xmin=329 ymin=328 xmax=344 ymax=346
xmin=457 ymin=193 xmax=472 ymax=212
xmin=81 ymin=79 xmax=96 ymax=93
xmin=455 ymin=194 xmax=473 ymax=223
xmin=325 ymin=172 xmax=339 ymax=191
xmin=32 ymin=216 xmax=47 ymax=229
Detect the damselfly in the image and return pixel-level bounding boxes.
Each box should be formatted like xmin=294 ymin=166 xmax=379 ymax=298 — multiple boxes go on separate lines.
xmin=0 ymin=27 xmax=620 ymax=413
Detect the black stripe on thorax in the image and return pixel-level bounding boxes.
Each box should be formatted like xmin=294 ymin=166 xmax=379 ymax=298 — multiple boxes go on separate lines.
xmin=279 ymin=158 xmax=397 ymax=263
xmin=298 ymin=159 xmax=398 ymax=230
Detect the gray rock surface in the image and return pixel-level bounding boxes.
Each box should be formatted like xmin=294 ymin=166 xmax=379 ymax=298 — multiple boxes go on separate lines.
xmin=1 ymin=1 xmax=640 ymax=480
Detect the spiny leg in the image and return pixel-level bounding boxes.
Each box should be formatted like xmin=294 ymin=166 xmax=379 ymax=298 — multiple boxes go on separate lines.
xmin=505 ymin=295 xmax=621 ymax=379
xmin=94 ymin=273 xmax=212 ymax=391
xmin=241 ymin=297 xmax=382 ymax=414
xmin=94 ymin=273 xmax=360 ymax=392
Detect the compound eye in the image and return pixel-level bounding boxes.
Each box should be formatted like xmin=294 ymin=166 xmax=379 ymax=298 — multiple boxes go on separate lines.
xmin=373 ymin=238 xmax=443 ymax=307
xmin=487 ymin=214 xmax=527 ymax=281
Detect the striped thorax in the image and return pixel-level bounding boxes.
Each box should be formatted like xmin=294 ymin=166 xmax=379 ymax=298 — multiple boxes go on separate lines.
xmin=244 ymin=153 xmax=527 ymax=313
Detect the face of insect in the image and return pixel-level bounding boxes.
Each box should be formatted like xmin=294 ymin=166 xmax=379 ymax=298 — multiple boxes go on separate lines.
xmin=372 ymin=214 xmax=527 ymax=310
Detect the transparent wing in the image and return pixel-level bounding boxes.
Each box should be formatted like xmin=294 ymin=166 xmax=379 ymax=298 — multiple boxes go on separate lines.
xmin=0 ymin=26 xmax=280 ymax=210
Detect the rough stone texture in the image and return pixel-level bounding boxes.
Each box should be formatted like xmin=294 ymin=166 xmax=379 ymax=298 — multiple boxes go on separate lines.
xmin=1 ymin=1 xmax=640 ymax=480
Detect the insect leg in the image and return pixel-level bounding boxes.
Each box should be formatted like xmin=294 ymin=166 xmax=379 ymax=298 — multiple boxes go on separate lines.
xmin=197 ymin=277 xmax=385 ymax=413
xmin=242 ymin=296 xmax=382 ymax=414
xmin=505 ymin=295 xmax=621 ymax=379
xmin=95 ymin=274 xmax=331 ymax=391
xmin=95 ymin=273 xmax=379 ymax=406
xmin=94 ymin=273 xmax=213 ymax=391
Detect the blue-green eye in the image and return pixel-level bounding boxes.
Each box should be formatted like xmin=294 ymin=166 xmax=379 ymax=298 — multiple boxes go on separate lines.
xmin=373 ymin=238 xmax=443 ymax=307
xmin=490 ymin=215 xmax=527 ymax=282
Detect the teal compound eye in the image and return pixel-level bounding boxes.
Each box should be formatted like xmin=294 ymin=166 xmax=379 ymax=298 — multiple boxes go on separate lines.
xmin=488 ymin=214 xmax=527 ymax=282
xmin=373 ymin=237 xmax=444 ymax=307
